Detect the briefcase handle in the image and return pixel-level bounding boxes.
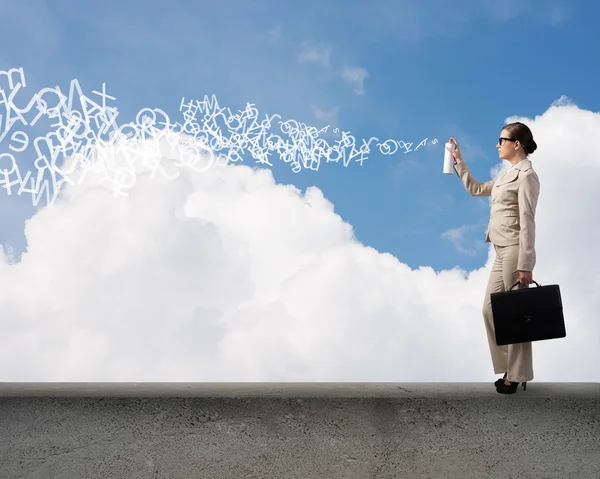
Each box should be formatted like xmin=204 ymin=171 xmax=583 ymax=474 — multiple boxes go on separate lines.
xmin=509 ymin=280 xmax=541 ymax=291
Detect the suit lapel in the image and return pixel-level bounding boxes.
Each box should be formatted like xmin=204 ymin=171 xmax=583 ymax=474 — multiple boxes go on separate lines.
xmin=495 ymin=168 xmax=519 ymax=186
xmin=495 ymin=160 xmax=531 ymax=185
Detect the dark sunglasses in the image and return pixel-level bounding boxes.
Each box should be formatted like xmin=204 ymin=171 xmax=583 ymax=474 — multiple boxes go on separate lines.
xmin=498 ymin=137 xmax=518 ymax=145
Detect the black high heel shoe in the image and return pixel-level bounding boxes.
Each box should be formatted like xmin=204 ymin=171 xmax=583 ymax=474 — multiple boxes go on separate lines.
xmin=496 ymin=381 xmax=527 ymax=394
xmin=494 ymin=374 xmax=507 ymax=387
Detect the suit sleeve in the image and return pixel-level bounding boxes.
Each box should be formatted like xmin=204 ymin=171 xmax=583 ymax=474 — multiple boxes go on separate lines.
xmin=517 ymin=170 xmax=540 ymax=271
xmin=453 ymin=161 xmax=495 ymax=196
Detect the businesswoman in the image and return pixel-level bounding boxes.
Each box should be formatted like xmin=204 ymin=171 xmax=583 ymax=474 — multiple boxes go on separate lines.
xmin=447 ymin=122 xmax=540 ymax=394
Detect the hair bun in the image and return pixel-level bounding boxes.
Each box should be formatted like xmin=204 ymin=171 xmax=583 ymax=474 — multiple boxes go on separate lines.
xmin=528 ymin=140 xmax=538 ymax=154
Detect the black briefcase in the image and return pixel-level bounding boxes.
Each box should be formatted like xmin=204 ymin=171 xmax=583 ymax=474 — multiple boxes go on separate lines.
xmin=491 ymin=280 xmax=566 ymax=346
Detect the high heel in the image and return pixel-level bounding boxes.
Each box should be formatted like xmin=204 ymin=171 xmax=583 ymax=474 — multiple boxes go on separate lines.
xmin=496 ymin=381 xmax=527 ymax=394
xmin=494 ymin=374 xmax=507 ymax=387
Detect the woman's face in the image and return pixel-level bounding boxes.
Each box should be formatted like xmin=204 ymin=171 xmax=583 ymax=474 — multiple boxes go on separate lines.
xmin=496 ymin=129 xmax=519 ymax=160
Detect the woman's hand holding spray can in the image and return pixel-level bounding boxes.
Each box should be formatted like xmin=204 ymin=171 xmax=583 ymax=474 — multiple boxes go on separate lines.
xmin=443 ymin=137 xmax=462 ymax=174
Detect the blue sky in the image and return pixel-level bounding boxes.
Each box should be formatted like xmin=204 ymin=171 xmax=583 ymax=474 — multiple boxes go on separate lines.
xmin=2 ymin=0 xmax=598 ymax=273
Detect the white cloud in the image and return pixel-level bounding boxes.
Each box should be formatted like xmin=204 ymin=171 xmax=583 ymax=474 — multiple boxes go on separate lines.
xmin=311 ymin=105 xmax=339 ymax=126
xmin=442 ymin=224 xmax=485 ymax=256
xmin=297 ymin=42 xmax=368 ymax=96
xmin=297 ymin=43 xmax=331 ymax=67
xmin=341 ymin=66 xmax=369 ymax=95
xmin=0 ymin=98 xmax=599 ymax=382
xmin=550 ymin=94 xmax=574 ymax=108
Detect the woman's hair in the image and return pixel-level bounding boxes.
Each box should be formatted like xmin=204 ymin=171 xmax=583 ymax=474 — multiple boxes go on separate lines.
xmin=503 ymin=122 xmax=537 ymax=155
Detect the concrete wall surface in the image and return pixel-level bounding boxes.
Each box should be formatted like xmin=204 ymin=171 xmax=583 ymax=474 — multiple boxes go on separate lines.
xmin=1 ymin=382 xmax=599 ymax=479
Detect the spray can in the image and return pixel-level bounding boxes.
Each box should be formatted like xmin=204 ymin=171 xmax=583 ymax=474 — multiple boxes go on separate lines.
xmin=443 ymin=140 xmax=455 ymax=174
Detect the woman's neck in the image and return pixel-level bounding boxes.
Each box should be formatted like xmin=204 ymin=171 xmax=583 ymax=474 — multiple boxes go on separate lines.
xmin=508 ymin=155 xmax=527 ymax=167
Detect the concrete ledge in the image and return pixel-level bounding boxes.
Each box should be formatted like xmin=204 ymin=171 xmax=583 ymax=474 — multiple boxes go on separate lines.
xmin=1 ymin=383 xmax=599 ymax=479
xmin=1 ymin=381 xmax=599 ymax=398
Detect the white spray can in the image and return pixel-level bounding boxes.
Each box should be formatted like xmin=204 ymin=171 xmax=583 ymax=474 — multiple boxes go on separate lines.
xmin=443 ymin=140 xmax=455 ymax=174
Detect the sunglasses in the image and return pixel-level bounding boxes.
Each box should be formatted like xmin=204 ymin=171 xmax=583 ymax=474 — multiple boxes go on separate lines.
xmin=498 ymin=137 xmax=518 ymax=145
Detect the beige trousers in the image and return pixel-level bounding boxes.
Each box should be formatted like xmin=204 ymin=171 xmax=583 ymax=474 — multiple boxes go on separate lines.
xmin=482 ymin=244 xmax=534 ymax=383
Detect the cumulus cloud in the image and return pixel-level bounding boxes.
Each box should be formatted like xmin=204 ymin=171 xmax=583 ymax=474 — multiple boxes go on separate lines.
xmin=0 ymin=98 xmax=598 ymax=382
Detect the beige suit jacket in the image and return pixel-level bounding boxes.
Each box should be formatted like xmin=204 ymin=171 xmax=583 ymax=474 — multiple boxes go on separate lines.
xmin=453 ymin=159 xmax=540 ymax=272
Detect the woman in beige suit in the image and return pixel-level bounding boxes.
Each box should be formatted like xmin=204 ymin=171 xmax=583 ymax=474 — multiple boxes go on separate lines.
xmin=447 ymin=122 xmax=540 ymax=394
